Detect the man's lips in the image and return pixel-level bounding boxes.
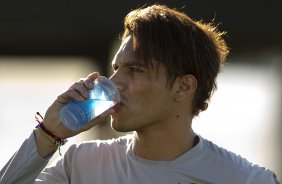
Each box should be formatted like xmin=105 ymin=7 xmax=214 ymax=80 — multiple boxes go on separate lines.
xmin=112 ymin=102 xmax=123 ymax=111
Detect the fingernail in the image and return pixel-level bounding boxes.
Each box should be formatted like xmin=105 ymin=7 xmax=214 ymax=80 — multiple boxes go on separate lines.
xmin=88 ymin=82 xmax=94 ymax=89
xmin=78 ymin=96 xmax=85 ymax=102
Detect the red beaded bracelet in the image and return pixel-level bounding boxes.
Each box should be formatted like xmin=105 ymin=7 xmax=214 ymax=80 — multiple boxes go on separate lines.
xmin=35 ymin=112 xmax=67 ymax=146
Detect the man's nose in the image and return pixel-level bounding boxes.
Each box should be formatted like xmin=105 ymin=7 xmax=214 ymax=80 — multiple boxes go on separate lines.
xmin=109 ymin=72 xmax=125 ymax=92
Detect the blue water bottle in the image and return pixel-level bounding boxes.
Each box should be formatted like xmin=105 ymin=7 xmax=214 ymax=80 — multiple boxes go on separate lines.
xmin=59 ymin=76 xmax=120 ymax=131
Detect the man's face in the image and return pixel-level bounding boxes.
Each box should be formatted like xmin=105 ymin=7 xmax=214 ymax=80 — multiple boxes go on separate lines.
xmin=109 ymin=36 xmax=176 ymax=132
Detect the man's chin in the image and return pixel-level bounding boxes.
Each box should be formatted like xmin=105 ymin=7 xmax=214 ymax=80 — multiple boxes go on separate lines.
xmin=110 ymin=119 xmax=132 ymax=133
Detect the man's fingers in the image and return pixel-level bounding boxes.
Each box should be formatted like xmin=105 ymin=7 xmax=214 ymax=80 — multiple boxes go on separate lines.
xmin=56 ymin=73 xmax=99 ymax=105
xmin=70 ymin=82 xmax=89 ymax=99
xmin=86 ymin=72 xmax=99 ymax=82
xmin=83 ymin=78 xmax=94 ymax=90
xmin=57 ymin=89 xmax=85 ymax=104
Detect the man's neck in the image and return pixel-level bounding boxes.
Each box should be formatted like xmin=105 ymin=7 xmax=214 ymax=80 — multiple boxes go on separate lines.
xmin=131 ymin=119 xmax=196 ymax=161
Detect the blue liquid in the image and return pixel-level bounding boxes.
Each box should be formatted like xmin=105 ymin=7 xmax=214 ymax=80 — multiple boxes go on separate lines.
xmin=60 ymin=99 xmax=116 ymax=131
xmin=60 ymin=79 xmax=120 ymax=131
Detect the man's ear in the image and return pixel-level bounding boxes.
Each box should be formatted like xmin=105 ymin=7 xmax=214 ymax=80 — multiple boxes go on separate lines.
xmin=174 ymin=75 xmax=197 ymax=102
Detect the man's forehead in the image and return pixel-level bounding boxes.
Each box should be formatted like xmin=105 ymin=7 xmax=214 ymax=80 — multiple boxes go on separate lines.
xmin=120 ymin=36 xmax=133 ymax=53
xmin=112 ymin=36 xmax=160 ymax=70
xmin=112 ymin=36 xmax=144 ymax=65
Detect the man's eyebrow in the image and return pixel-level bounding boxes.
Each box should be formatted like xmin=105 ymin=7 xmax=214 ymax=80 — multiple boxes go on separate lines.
xmin=124 ymin=62 xmax=145 ymax=67
xmin=113 ymin=61 xmax=146 ymax=68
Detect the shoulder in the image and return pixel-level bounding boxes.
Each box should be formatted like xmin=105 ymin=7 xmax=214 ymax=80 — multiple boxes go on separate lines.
xmin=199 ymin=136 xmax=279 ymax=184
xmin=60 ymin=134 xmax=133 ymax=174
xmin=65 ymin=133 xmax=133 ymax=158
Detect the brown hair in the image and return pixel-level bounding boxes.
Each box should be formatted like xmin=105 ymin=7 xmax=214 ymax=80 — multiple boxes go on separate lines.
xmin=122 ymin=4 xmax=229 ymax=116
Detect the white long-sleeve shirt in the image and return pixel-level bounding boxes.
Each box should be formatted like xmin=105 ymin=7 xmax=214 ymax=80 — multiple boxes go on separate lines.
xmin=0 ymin=132 xmax=280 ymax=184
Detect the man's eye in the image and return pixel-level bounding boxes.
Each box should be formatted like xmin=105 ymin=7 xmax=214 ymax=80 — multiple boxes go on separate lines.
xmin=130 ymin=67 xmax=143 ymax=72
xmin=112 ymin=65 xmax=119 ymax=71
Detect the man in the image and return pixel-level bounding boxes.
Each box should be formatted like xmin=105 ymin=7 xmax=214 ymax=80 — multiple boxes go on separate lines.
xmin=0 ymin=4 xmax=279 ymax=184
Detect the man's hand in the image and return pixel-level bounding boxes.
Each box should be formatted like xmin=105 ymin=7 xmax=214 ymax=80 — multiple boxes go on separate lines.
xmin=35 ymin=72 xmax=114 ymax=157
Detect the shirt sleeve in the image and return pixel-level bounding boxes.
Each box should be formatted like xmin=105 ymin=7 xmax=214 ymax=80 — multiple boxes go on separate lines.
xmin=0 ymin=131 xmax=51 ymax=184
xmin=35 ymin=144 xmax=78 ymax=184
xmin=250 ymin=168 xmax=280 ymax=184
xmin=35 ymin=158 xmax=69 ymax=184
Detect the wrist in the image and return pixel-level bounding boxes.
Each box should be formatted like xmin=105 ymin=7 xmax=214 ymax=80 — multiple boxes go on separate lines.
xmin=34 ymin=129 xmax=58 ymax=158
xmin=35 ymin=112 xmax=68 ymax=156
xmin=35 ymin=112 xmax=67 ymax=143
